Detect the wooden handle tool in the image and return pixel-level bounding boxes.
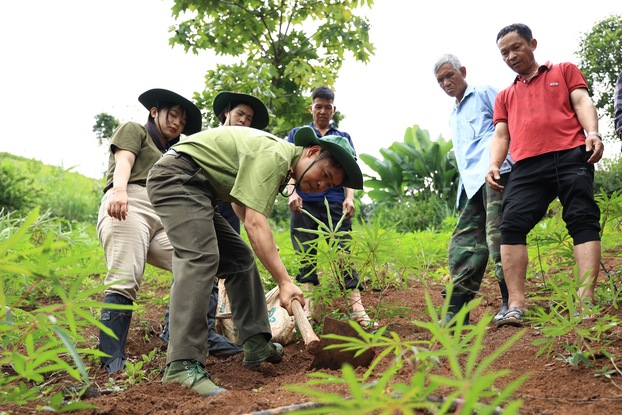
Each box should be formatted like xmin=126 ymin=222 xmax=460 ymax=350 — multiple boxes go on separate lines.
xmin=291 ymin=299 xmax=321 ymax=355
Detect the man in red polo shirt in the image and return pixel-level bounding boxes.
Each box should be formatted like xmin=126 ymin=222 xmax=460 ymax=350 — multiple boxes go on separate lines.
xmin=485 ymin=23 xmax=604 ymax=327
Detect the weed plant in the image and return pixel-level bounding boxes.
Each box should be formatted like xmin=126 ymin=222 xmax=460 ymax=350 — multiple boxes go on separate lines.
xmin=285 ymin=290 xmax=526 ymax=414
xmin=513 ymin=192 xmax=622 ymax=378
xmin=0 ymin=209 xmax=109 ymax=411
xmin=122 ymin=349 xmax=162 ymax=386
xmin=292 ymin=201 xmax=368 ymax=319
xmin=528 ymin=266 xmax=621 ymax=368
xmin=288 ymin=200 xmax=420 ymax=326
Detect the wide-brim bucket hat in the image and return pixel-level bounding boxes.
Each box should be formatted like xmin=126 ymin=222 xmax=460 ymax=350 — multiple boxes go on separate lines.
xmin=138 ymin=88 xmax=202 ymax=135
xmin=293 ymin=126 xmax=363 ymax=189
xmin=212 ymin=91 xmax=269 ymax=130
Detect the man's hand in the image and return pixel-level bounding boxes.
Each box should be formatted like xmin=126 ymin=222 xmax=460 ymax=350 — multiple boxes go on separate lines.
xmin=485 ymin=165 xmax=504 ymax=192
xmin=585 ymin=135 xmax=604 ymax=164
xmin=342 ymin=197 xmax=355 ymax=220
xmin=277 ymin=280 xmax=305 ymax=315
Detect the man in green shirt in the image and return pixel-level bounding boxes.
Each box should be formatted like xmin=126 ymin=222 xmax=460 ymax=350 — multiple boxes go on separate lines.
xmin=146 ymin=125 xmax=363 ymax=397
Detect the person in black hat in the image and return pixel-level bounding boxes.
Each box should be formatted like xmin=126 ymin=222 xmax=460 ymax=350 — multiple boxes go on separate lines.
xmin=211 ymin=92 xmax=269 ymax=354
xmin=146 ymin=125 xmax=363 ymax=397
xmin=96 ymin=88 xmax=201 ymax=374
xmin=212 ymin=91 xmax=270 ymax=233
xmin=212 ymin=91 xmax=270 ymax=130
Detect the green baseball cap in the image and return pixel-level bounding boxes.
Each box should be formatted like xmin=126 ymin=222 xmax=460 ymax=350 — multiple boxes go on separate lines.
xmin=138 ymin=88 xmax=202 ymax=135
xmin=293 ymin=126 xmax=363 ymax=189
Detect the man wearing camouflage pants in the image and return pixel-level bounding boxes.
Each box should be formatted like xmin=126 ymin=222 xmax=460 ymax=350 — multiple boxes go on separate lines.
xmin=434 ymin=54 xmax=513 ymax=325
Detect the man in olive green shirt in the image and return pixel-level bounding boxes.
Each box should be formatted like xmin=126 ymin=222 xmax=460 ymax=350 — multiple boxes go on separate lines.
xmin=146 ymin=125 xmax=363 ymax=397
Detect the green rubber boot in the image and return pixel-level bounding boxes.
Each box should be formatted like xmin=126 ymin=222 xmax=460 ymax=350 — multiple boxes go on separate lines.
xmin=162 ymin=360 xmax=227 ymax=397
xmin=242 ymin=334 xmax=284 ymax=366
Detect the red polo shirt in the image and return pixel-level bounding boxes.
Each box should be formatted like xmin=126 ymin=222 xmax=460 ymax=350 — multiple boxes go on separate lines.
xmin=493 ymin=61 xmax=588 ymax=162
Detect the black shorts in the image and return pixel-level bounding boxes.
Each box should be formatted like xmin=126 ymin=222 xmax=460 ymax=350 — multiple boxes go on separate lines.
xmin=501 ymin=145 xmax=600 ymax=245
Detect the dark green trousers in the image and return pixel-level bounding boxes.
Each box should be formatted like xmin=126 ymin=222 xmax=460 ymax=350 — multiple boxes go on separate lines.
xmin=147 ymin=154 xmax=271 ymax=365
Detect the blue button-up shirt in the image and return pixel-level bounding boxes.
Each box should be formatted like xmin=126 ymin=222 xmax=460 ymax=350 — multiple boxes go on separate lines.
xmin=449 ymin=85 xmax=512 ymax=204
xmin=286 ymin=122 xmax=355 ymax=203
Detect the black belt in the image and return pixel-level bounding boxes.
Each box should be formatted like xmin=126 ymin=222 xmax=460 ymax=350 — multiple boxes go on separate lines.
xmin=164 ymin=149 xmax=200 ymax=169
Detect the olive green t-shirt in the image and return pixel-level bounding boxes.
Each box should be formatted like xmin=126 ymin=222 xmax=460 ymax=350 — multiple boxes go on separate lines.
xmin=174 ymin=126 xmax=302 ymax=217
xmin=103 ymin=122 xmax=163 ymax=192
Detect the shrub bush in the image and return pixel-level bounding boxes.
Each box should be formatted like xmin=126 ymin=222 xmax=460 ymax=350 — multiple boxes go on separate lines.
xmin=595 ymin=154 xmax=622 ymax=197
xmin=0 ymin=158 xmax=43 ymax=213
xmin=0 ymin=152 xmax=102 ymax=222
xmin=365 ymin=195 xmax=453 ymax=233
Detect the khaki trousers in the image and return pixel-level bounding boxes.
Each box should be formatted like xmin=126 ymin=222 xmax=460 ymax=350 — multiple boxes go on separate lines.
xmin=97 ymin=184 xmax=172 ymax=301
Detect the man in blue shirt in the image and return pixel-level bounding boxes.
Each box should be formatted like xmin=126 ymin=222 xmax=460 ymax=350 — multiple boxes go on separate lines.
xmin=286 ymin=86 xmax=375 ymax=327
xmin=434 ymin=54 xmax=513 ymax=325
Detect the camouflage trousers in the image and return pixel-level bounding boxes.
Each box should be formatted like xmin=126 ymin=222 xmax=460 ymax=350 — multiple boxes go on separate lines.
xmin=448 ymin=177 xmax=507 ymax=296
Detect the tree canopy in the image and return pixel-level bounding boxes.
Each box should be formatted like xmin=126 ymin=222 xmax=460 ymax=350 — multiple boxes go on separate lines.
xmin=92 ymin=113 xmax=120 ymax=145
xmin=169 ymin=0 xmax=375 ymax=136
xmin=576 ymin=14 xmax=622 ymax=139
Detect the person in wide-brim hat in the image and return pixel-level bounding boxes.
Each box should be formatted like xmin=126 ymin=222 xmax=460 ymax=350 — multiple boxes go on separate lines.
xmin=97 ymin=87 xmax=203 ymax=375
xmin=212 ymin=91 xmax=269 ymax=130
xmin=212 ymin=91 xmax=271 ymax=235
xmin=139 ymin=88 xmax=203 ymax=135
xmin=293 ymin=126 xmax=363 ymax=189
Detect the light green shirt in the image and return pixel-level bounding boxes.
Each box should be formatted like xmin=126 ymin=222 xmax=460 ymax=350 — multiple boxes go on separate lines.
xmin=174 ymin=126 xmax=302 ymax=217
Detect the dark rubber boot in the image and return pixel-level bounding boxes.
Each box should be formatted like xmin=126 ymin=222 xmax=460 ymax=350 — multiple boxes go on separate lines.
xmin=99 ymin=293 xmax=133 ymax=373
xmin=440 ymin=292 xmax=472 ymax=326
xmin=494 ymin=280 xmax=510 ymax=323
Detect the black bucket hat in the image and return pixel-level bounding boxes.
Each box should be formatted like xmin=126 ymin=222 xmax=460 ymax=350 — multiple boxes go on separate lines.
xmin=138 ymin=88 xmax=202 ymax=135
xmin=212 ymin=91 xmax=269 ymax=130
xmin=293 ymin=126 xmax=363 ymax=189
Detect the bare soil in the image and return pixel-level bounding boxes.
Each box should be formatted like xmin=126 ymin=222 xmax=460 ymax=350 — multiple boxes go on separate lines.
xmin=4 ymin=257 xmax=622 ymax=415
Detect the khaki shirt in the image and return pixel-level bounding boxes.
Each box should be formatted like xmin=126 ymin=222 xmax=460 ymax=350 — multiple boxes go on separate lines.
xmin=104 ymin=122 xmax=162 ymax=192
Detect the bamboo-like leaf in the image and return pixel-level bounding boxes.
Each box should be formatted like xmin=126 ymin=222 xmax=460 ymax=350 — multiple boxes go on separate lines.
xmin=52 ymin=327 xmax=89 ymax=381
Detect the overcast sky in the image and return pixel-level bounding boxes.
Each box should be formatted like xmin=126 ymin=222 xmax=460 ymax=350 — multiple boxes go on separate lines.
xmin=1 ymin=0 xmax=619 ymax=179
